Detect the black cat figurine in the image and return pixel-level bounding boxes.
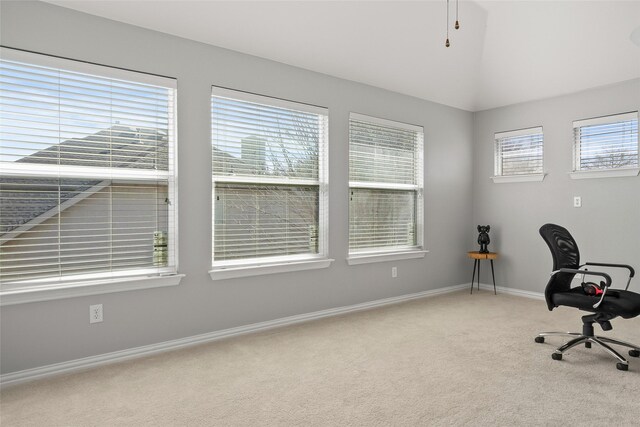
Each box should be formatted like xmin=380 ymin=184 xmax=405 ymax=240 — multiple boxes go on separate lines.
xmin=477 ymin=225 xmax=491 ymax=253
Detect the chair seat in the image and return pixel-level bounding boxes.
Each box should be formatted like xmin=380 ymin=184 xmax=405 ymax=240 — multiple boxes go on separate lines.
xmin=552 ymin=287 xmax=640 ymax=319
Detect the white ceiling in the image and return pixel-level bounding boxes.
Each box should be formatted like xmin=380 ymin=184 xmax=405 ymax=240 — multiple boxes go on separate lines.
xmin=44 ymin=1 xmax=640 ymax=112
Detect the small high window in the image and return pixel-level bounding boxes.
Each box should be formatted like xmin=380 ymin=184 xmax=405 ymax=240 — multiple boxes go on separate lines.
xmin=493 ymin=127 xmax=544 ymax=182
xmin=573 ymin=112 xmax=638 ymax=173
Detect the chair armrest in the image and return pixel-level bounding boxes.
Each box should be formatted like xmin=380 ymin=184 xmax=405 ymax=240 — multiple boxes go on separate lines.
xmin=550 ymin=268 xmax=612 ymax=309
xmin=551 ymin=268 xmax=612 ymax=287
xmin=583 ymin=262 xmax=635 ymax=278
xmin=582 ymin=262 xmax=635 ymax=290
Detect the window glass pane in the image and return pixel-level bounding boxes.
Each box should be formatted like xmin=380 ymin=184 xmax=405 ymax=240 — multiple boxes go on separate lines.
xmin=348 ymin=114 xmax=423 ymax=253
xmin=575 ymin=118 xmax=638 ymax=171
xmin=1 ymin=177 xmax=62 ymax=282
xmin=111 ymin=183 xmax=169 ymax=271
xmin=214 ymin=184 xmax=318 ymax=261
xmin=495 ymin=130 xmax=543 ymax=176
xmin=212 ymin=97 xmax=319 ymax=179
xmin=0 ymin=50 xmax=176 ymax=285
xmin=211 ymin=89 xmax=327 ymax=265
xmin=0 ymin=60 xmax=171 ymax=170
xmin=0 ymin=178 xmax=169 ymax=283
xmin=349 ymin=119 xmax=418 ymax=185
xmin=349 ymin=189 xmax=416 ymax=251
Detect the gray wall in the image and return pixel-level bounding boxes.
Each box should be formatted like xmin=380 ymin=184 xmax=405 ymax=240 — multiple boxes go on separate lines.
xmin=472 ymin=79 xmax=640 ymax=293
xmin=0 ymin=2 xmax=474 ymax=374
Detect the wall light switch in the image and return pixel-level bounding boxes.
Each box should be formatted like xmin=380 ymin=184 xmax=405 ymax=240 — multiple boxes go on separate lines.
xmin=573 ymin=196 xmax=582 ymax=208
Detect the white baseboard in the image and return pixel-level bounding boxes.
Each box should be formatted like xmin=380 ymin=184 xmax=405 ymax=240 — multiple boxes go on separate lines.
xmin=1 ymin=283 xmax=470 ymax=388
xmin=469 ymin=282 xmax=545 ymax=300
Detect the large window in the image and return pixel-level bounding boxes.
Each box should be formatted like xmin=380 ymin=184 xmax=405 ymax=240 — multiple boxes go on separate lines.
xmin=494 ymin=127 xmax=544 ymax=177
xmin=210 ymin=88 xmax=329 ymax=276
xmin=0 ymin=48 xmax=177 ymax=289
xmin=348 ymin=113 xmax=424 ymax=256
xmin=573 ymin=112 xmax=638 ymax=172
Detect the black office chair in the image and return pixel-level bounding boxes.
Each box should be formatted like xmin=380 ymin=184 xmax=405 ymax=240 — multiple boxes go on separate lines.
xmin=535 ymin=223 xmax=640 ymax=371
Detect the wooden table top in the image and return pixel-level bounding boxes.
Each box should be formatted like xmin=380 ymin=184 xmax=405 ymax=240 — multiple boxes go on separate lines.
xmin=467 ymin=251 xmax=498 ymax=260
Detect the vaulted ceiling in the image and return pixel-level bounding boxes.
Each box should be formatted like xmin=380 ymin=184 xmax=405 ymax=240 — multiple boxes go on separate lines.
xmin=44 ymin=1 xmax=640 ymax=111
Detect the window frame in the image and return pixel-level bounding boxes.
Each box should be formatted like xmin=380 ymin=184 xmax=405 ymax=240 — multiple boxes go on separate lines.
xmin=491 ymin=126 xmax=546 ymax=184
xmin=570 ymin=111 xmax=639 ymax=179
xmin=0 ymin=48 xmax=182 ymax=303
xmin=347 ymin=113 xmax=426 ymax=264
xmin=209 ymin=87 xmax=332 ymax=279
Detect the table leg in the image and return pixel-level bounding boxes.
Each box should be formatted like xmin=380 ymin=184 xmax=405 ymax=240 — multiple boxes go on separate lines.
xmin=490 ymin=259 xmax=497 ymax=295
xmin=477 ymin=260 xmax=481 ymax=290
xmin=470 ymin=259 xmax=477 ymax=294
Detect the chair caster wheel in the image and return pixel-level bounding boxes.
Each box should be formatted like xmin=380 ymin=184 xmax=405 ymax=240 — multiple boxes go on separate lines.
xmin=585 ymin=342 xmax=591 ymax=349
xmin=629 ymin=350 xmax=640 ymax=358
xmin=535 ymin=337 xmax=545 ymax=343
xmin=552 ymin=353 xmax=562 ymax=361
xmin=616 ymin=362 xmax=629 ymax=371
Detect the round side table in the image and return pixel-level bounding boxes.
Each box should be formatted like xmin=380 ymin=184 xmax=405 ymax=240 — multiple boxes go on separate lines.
xmin=467 ymin=251 xmax=498 ymax=295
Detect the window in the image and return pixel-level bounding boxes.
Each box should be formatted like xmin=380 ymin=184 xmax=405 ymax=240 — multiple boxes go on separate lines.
xmin=493 ymin=127 xmax=544 ymax=182
xmin=572 ymin=112 xmax=639 ymax=177
xmin=0 ymin=48 xmax=178 ymax=292
xmin=348 ymin=113 xmax=424 ymax=260
xmin=210 ymin=88 xmax=329 ymax=278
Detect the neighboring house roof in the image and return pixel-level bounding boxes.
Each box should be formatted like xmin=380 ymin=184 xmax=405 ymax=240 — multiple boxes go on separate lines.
xmin=0 ymin=125 xmax=168 ymax=237
xmin=0 ymin=179 xmax=110 ymax=245
xmin=27 ymin=125 xmax=168 ymax=169
xmin=1 ymin=125 xmax=251 ymax=241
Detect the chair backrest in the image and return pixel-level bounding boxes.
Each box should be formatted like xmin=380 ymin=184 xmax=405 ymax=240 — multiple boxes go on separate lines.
xmin=539 ymin=223 xmax=580 ymax=309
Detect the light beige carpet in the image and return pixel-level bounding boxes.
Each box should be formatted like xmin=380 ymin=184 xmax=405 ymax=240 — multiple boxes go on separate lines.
xmin=2 ymin=290 xmax=640 ymax=426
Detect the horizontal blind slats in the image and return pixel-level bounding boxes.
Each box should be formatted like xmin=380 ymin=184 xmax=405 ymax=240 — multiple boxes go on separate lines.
xmin=1 ymin=53 xmax=176 ymax=285
xmin=1 ymin=60 xmax=171 ymax=95
xmin=348 ymin=115 xmax=422 ymax=252
xmin=213 ymin=183 xmax=319 ymax=261
xmin=349 ymin=189 xmax=417 ymax=249
xmin=574 ymin=115 xmax=638 ymax=171
xmin=212 ymin=95 xmax=324 ymax=181
xmin=349 ymin=119 xmax=420 ymax=185
xmin=1 ymin=58 xmax=173 ymax=171
xmin=211 ymin=90 xmax=324 ymax=263
xmin=495 ymin=130 xmax=543 ymax=176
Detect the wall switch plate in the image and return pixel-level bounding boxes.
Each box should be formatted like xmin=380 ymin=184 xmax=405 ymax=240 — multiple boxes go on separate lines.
xmin=573 ymin=196 xmax=582 ymax=208
xmin=89 ymin=304 xmax=103 ymax=323
xmin=391 ymin=267 xmax=398 ymax=278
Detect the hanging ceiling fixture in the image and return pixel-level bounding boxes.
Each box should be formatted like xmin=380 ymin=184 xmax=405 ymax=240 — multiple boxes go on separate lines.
xmin=445 ymin=0 xmax=461 ymax=48
xmin=445 ymin=0 xmax=450 ymax=47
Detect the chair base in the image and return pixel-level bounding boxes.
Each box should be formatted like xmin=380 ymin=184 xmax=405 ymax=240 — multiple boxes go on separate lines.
xmin=535 ymin=331 xmax=640 ymax=371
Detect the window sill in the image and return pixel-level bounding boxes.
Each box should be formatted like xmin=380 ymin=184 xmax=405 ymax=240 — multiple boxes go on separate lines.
xmin=569 ymin=168 xmax=640 ymax=180
xmin=0 ymin=274 xmax=185 ymax=306
xmin=491 ymin=173 xmax=546 ymax=184
xmin=347 ymin=250 xmax=428 ymax=265
xmin=209 ymin=258 xmax=334 ymax=280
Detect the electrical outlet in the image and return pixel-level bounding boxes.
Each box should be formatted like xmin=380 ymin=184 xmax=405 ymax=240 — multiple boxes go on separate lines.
xmin=391 ymin=267 xmax=398 ymax=278
xmin=89 ymin=304 xmax=103 ymax=324
xmin=573 ymin=196 xmax=582 ymax=208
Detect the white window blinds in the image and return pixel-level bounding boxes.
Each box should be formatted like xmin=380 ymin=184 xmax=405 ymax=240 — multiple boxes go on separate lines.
xmin=211 ymin=87 xmax=328 ymax=264
xmin=494 ymin=127 xmax=543 ymax=176
xmin=349 ymin=113 xmax=423 ymax=253
xmin=573 ymin=112 xmax=638 ymax=171
xmin=0 ymin=48 xmax=177 ymax=286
